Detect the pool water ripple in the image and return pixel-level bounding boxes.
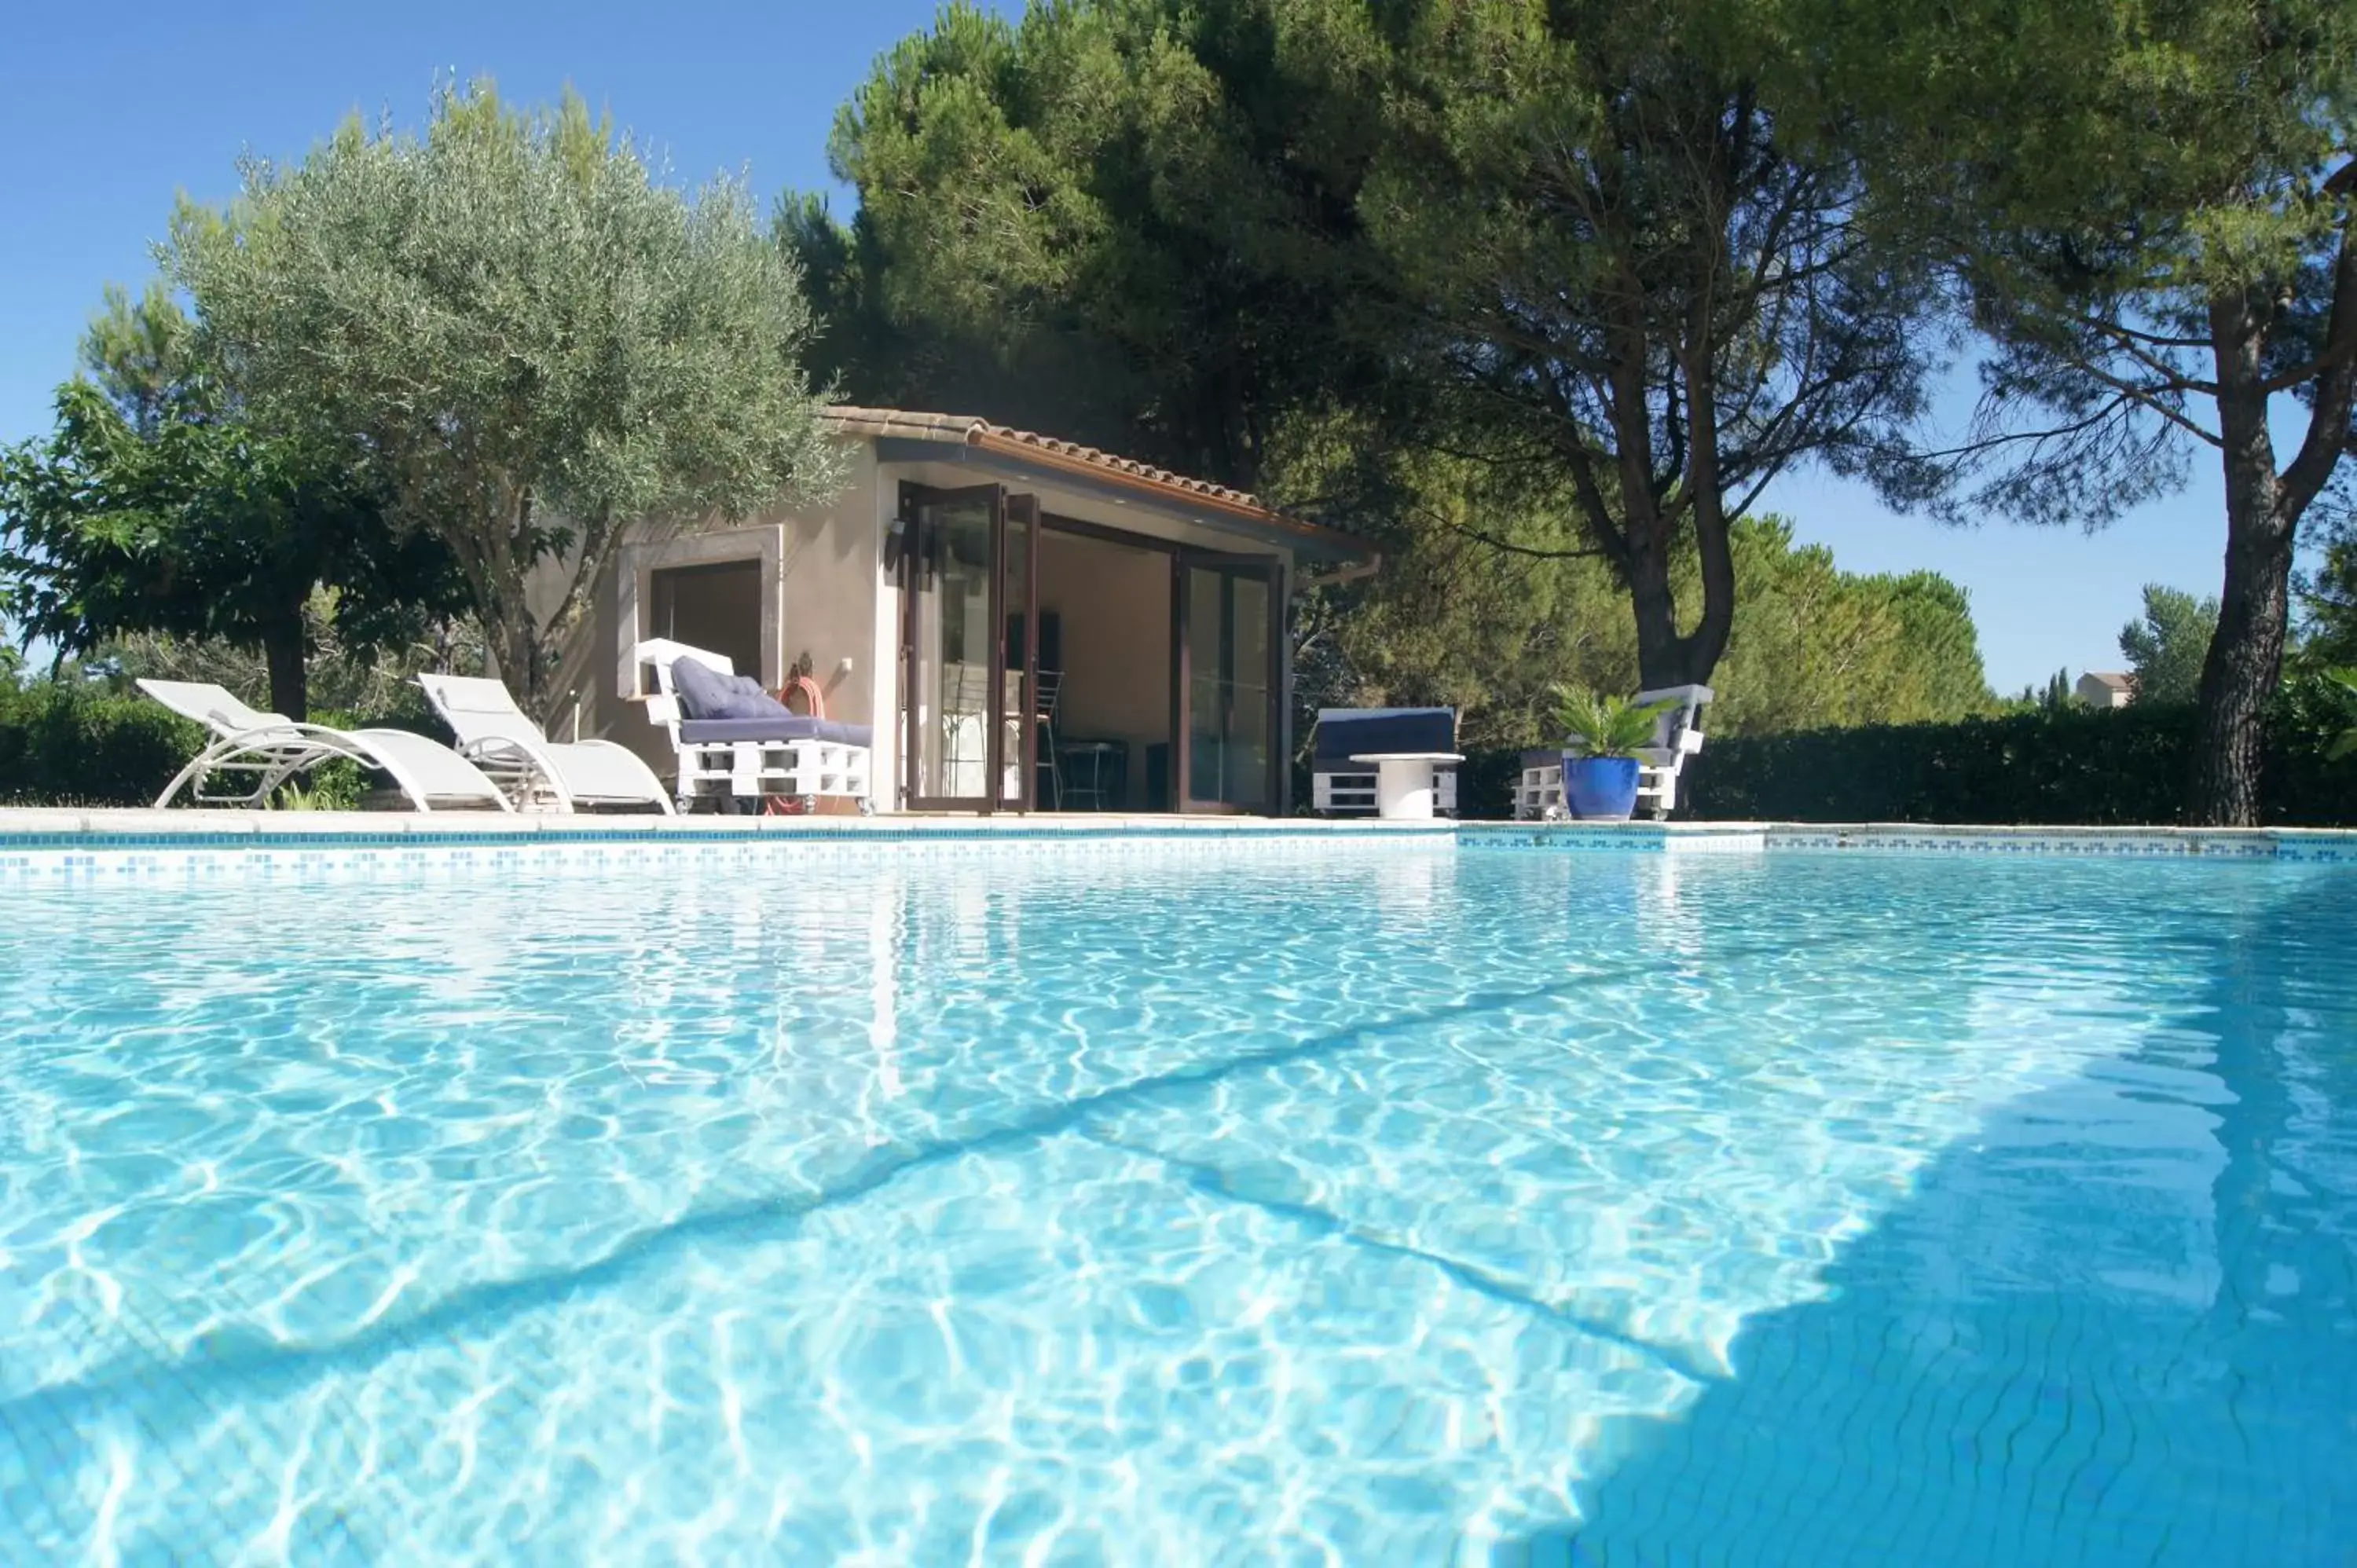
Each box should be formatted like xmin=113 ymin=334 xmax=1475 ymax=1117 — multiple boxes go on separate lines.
xmin=2 ymin=842 xmax=2352 ymax=1564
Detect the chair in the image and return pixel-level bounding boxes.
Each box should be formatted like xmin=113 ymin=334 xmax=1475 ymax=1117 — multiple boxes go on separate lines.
xmin=937 ymin=664 xmax=992 ymax=800
xmin=1632 ymin=683 xmax=1713 ymax=817
xmin=635 ymin=639 xmax=873 ymax=811
xmin=1056 ymin=740 xmax=1123 ymax=810
xmin=416 ymin=672 xmax=674 ymax=815
xmin=1312 ymin=708 xmax=1460 ymax=817
xmin=137 ymin=680 xmax=511 ymax=812
xmin=1032 ymin=669 xmax=1065 ymax=809
xmin=1514 ymin=684 xmax=1714 ymax=820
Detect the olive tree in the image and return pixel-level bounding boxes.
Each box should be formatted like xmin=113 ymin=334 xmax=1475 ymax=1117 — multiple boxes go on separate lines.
xmin=170 ymin=83 xmax=841 ymax=720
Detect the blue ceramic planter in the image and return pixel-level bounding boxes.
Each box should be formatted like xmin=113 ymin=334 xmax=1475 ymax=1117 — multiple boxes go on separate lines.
xmin=1562 ymin=753 xmax=1640 ymax=820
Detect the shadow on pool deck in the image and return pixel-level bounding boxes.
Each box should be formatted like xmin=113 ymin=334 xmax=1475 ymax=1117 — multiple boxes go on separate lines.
xmin=1496 ymin=881 xmax=2357 ymax=1568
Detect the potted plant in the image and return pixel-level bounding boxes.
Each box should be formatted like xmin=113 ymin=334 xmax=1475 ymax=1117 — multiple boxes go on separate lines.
xmin=1551 ymin=686 xmax=1677 ymax=820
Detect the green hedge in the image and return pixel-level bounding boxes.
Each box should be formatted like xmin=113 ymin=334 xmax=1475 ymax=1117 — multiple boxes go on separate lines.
xmin=1676 ymin=699 xmax=2357 ymax=826
xmin=0 ymin=680 xmax=409 ymax=808
xmin=0 ymin=681 xmax=204 ymax=806
xmin=1435 ymin=691 xmax=2357 ymax=825
xmin=1457 ymin=747 xmax=1529 ymax=821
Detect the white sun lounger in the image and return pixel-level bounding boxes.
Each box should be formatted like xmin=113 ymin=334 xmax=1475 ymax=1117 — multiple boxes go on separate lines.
xmin=137 ymin=680 xmax=511 ymax=811
xmin=415 ymin=672 xmax=674 ymax=815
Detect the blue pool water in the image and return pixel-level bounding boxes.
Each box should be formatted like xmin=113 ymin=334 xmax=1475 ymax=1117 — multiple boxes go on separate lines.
xmin=0 ymin=841 xmax=2352 ymax=1565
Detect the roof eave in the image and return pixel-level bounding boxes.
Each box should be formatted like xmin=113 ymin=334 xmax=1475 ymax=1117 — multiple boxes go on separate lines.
xmin=962 ymin=428 xmax=1371 ymax=562
xmin=844 ymin=421 xmax=1373 ymax=564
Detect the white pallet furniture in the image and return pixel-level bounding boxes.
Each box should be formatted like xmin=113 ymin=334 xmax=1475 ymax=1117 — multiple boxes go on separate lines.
xmin=1349 ymin=751 xmax=1466 ymax=821
xmin=635 ymin=639 xmax=873 ymax=811
xmin=1515 ymin=684 xmax=1714 ymax=820
xmin=1513 ymin=753 xmax=1566 ymax=821
xmin=1312 ymin=708 xmax=1461 ymax=817
xmin=1314 ymin=768 xmax=1461 ymax=816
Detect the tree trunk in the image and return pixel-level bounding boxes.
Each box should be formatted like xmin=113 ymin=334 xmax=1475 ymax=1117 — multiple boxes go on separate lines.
xmin=262 ymin=620 xmax=308 ymax=724
xmin=2187 ymin=496 xmax=2293 ymax=826
xmin=1620 ymin=335 xmax=1739 ymax=695
xmin=2187 ymin=299 xmax=2291 ymax=826
xmin=496 ymin=608 xmax=543 ymax=724
xmin=1623 ymin=517 xmax=1737 ymax=694
xmin=1681 ymin=348 xmax=1739 ymax=691
xmin=1681 ymin=511 xmax=1738 ymax=690
xmin=1624 ymin=523 xmax=1692 ymax=690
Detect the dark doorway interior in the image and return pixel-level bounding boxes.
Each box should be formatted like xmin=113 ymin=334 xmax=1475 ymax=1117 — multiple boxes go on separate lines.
xmin=650 ymin=559 xmax=764 ymax=682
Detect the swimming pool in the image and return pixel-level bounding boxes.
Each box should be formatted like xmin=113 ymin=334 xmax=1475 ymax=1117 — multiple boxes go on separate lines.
xmin=1 ymin=840 xmax=2350 ymax=1564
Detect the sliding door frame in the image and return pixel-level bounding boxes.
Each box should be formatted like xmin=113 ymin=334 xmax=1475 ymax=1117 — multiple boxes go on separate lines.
xmin=895 ymin=481 xmax=1005 ymax=813
xmin=1174 ymin=551 xmax=1284 ymax=816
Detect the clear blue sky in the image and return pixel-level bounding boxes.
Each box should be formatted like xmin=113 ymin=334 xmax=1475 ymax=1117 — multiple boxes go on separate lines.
xmin=0 ymin=0 xmax=2286 ymax=694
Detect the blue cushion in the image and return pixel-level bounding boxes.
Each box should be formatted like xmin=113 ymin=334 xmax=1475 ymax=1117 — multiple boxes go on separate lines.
xmin=671 ymin=658 xmax=793 ymax=722
xmin=1313 ymin=708 xmax=1457 ymax=766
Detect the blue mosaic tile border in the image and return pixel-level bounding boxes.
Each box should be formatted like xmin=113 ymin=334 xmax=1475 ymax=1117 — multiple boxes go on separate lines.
xmin=2271 ymin=833 xmax=2357 ymax=863
xmin=0 ymin=819 xmax=1462 ymax=881
xmin=1456 ymin=826 xmax=1768 ymax=855
xmin=0 ymin=816 xmax=2352 ymax=880
xmin=1760 ymin=828 xmax=2323 ymax=861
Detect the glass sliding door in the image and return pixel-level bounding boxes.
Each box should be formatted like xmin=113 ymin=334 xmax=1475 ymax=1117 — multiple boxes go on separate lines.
xmin=896 ymin=483 xmax=1040 ymax=812
xmin=899 ymin=484 xmax=1001 ymax=811
xmin=1177 ymin=556 xmax=1281 ymax=814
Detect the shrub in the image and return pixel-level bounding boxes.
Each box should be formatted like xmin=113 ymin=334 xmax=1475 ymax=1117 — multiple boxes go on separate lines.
xmin=0 ymin=677 xmax=410 ymax=808
xmin=0 ymin=679 xmax=204 ymax=806
xmin=1675 ymin=697 xmax=2357 ymax=826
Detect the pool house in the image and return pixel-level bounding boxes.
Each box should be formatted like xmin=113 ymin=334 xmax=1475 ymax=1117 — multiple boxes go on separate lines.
xmin=555 ymin=409 xmax=1378 ymax=815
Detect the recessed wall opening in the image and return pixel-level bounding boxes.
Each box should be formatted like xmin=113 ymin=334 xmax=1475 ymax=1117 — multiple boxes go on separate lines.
xmin=649 ymin=559 xmax=764 ymax=683
xmin=1038 ymin=528 xmax=1175 ymax=811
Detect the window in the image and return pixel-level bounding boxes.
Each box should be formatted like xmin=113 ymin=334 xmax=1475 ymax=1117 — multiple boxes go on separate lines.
xmin=648 ymin=559 xmax=764 ymax=683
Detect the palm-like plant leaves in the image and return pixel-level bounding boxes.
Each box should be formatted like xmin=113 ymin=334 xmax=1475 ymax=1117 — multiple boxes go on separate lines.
xmin=1552 ymin=685 xmax=1679 ymax=759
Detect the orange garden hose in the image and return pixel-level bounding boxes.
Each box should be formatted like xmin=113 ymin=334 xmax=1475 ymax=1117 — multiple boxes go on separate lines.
xmin=764 ymin=675 xmax=830 ymax=815
xmin=779 ymin=674 xmax=827 ymax=720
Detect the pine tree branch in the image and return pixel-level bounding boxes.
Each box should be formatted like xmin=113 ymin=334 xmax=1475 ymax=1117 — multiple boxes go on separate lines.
xmin=2279 ymin=219 xmax=2357 ymax=520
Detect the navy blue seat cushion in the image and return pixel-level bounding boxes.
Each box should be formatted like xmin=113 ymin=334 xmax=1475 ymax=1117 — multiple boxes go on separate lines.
xmin=677 ymin=715 xmax=874 ymax=747
xmin=1313 ymin=708 xmax=1457 ymax=768
xmin=669 ymin=656 xmax=792 ymax=722
xmin=669 ymin=657 xmax=874 ymax=746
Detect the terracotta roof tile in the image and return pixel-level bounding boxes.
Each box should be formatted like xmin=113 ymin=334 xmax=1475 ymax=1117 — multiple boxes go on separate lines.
xmin=820 ymin=405 xmax=1314 ymax=530
xmin=820 ymin=408 xmax=989 ymax=445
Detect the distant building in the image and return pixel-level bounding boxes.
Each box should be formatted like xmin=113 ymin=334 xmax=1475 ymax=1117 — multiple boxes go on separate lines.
xmin=2077 ymin=671 xmax=2133 ymax=709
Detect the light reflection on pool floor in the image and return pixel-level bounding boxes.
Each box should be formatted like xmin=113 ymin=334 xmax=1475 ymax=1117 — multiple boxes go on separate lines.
xmin=0 ymin=843 xmax=2351 ymax=1564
